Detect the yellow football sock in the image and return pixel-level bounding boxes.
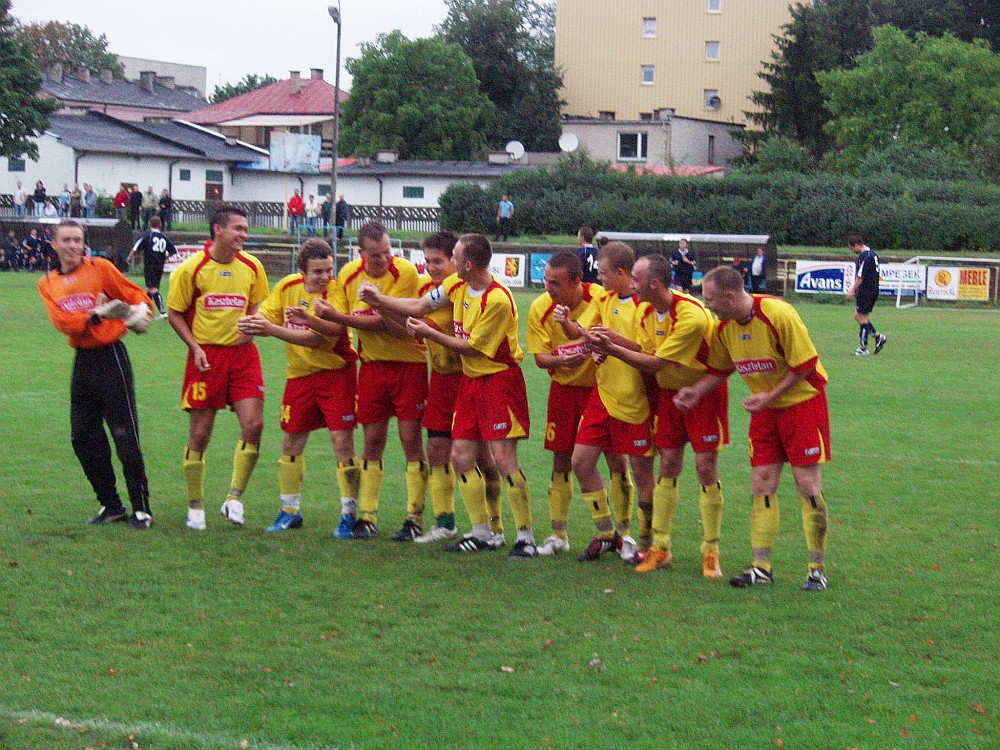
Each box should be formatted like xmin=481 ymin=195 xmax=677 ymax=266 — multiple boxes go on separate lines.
xmin=547 ymin=471 xmax=572 ymax=539
xmin=358 ymin=460 xmax=383 ymax=523
xmin=183 ymin=448 xmax=205 ymax=509
xmin=229 ymin=441 xmax=259 ymax=497
xmin=801 ymin=493 xmax=829 ymax=572
xmin=428 ymin=463 xmax=456 ymax=518
xmin=583 ymin=488 xmax=615 ymax=537
xmin=652 ymin=477 xmax=679 ymax=551
xmin=278 ymin=454 xmax=304 ymax=512
xmin=505 ymin=471 xmax=533 ymax=531
xmin=751 ymin=494 xmax=780 ymax=571
xmin=483 ymin=465 xmax=503 ymax=533
xmin=699 ymin=481 xmax=724 ymax=555
xmin=457 ymin=468 xmax=488 ymax=526
xmin=636 ymin=503 xmax=652 ymax=548
xmin=337 ymin=459 xmax=360 ymax=507
xmin=406 ymin=460 xmax=429 ymax=520
xmin=609 ymin=471 xmax=634 ymax=534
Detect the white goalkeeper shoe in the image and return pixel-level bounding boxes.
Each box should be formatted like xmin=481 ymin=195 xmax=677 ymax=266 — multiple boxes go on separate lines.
xmin=92 ymin=299 xmax=131 ymax=320
xmin=124 ymin=303 xmax=151 ymax=334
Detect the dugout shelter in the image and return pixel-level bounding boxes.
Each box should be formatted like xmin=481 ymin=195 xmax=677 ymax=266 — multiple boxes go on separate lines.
xmin=595 ymin=232 xmax=778 ymax=292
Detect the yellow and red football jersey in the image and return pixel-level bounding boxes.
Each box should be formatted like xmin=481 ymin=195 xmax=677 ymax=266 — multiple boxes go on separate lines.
xmin=634 ymin=289 xmax=715 ymax=391
xmin=526 ymin=283 xmax=601 ymax=388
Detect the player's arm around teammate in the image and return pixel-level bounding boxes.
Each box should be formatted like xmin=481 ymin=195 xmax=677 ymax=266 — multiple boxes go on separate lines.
xmin=166 ymin=206 xmax=269 ymax=530
xmin=674 ymin=265 xmax=830 ymax=591
xmin=590 ymin=254 xmax=728 ymax=577
xmin=527 ymin=251 xmax=629 ymax=556
xmin=238 ymin=239 xmax=360 ymax=534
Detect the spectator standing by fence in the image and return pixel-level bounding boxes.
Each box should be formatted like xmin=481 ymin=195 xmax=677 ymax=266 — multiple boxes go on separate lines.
xmin=33 ymin=181 xmax=47 ymax=216
xmin=84 ymin=185 xmax=97 ymax=218
xmin=288 ymin=189 xmax=304 ymax=234
xmin=59 ymin=184 xmax=71 ymax=217
xmin=141 ymin=187 xmax=157 ymax=231
xmin=14 ymin=181 xmax=26 ymax=217
xmin=158 ymin=189 xmax=173 ymax=230
xmin=334 ymin=194 xmax=350 ymax=241
xmin=750 ymin=246 xmax=767 ymax=293
xmin=129 ymin=186 xmax=142 ymax=230
xmin=70 ymin=183 xmax=83 ymax=218
xmin=495 ymin=194 xmax=514 ymax=242
xmin=114 ymin=186 xmax=129 ymax=222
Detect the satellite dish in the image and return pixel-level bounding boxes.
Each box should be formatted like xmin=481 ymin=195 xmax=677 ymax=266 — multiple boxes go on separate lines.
xmin=559 ymin=133 xmax=579 ymax=153
xmin=505 ymin=140 xmax=525 ymax=160
xmin=708 ymin=95 xmax=722 ymax=109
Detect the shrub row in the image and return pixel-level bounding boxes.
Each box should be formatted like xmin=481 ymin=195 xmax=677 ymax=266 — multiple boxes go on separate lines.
xmin=439 ymin=159 xmax=1000 ymax=251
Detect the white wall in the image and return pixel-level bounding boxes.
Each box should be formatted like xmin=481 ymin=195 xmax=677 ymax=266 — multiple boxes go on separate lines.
xmin=0 ymin=134 xmax=76 ymax=196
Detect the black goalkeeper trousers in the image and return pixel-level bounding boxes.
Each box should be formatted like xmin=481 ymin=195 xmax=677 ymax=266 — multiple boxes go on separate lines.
xmin=70 ymin=340 xmax=150 ymax=515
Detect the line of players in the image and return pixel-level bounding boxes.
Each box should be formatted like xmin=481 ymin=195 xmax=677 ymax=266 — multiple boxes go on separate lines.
xmin=165 ymin=207 xmax=832 ymax=590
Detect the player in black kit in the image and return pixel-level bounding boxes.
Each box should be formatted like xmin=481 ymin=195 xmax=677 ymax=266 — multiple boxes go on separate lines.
xmin=846 ymin=234 xmax=887 ymax=356
xmin=127 ymin=216 xmax=176 ymax=318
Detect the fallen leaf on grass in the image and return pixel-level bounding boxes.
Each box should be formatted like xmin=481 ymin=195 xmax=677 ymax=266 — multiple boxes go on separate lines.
xmin=500 ymin=666 xmax=514 ymax=673
xmin=900 ymin=729 xmax=910 ymax=737
xmin=971 ymin=703 xmax=987 ymax=715
xmin=932 ymin=563 xmax=940 ymax=570
xmin=910 ymin=714 xmax=918 ymax=722
xmin=696 ymin=654 xmax=709 ymax=663
xmin=588 ymin=658 xmax=602 ymax=668
xmin=866 ymin=718 xmax=876 ymax=725
xmin=240 ymin=741 xmax=250 ymax=749
xmin=671 ymin=664 xmax=679 ymax=672
xmin=543 ymin=638 xmax=552 ymax=649
xmin=776 ymin=740 xmax=785 ymax=748
xmin=603 ymin=588 xmax=614 ymax=594
xmin=108 ymin=669 xmax=118 ymax=676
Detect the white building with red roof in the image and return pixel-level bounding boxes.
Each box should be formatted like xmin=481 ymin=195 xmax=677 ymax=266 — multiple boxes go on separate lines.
xmin=185 ymin=69 xmax=347 ymax=158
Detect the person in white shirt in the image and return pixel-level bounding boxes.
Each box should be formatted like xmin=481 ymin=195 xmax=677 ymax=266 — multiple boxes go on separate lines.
xmin=750 ymin=246 xmax=767 ymax=293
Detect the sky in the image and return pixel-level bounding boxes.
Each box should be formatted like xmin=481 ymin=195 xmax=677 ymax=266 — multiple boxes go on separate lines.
xmin=12 ymin=0 xmax=451 ymax=93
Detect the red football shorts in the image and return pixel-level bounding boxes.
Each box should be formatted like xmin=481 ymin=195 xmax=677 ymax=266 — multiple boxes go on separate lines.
xmin=356 ymin=360 xmax=428 ymax=424
xmin=452 ymin=367 xmax=530 ymax=442
xmin=182 ymin=342 xmax=264 ymax=411
xmin=423 ymin=370 xmax=461 ymax=433
xmin=575 ymin=389 xmax=653 ymax=457
xmin=748 ymin=391 xmax=831 ymax=467
xmin=281 ymin=366 xmax=357 ymax=434
xmin=544 ymin=382 xmax=593 ymax=453
xmin=655 ymin=381 xmax=729 ymax=453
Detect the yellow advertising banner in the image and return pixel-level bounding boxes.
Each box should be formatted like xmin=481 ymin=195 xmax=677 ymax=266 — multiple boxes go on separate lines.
xmin=958 ymin=268 xmax=989 ymax=301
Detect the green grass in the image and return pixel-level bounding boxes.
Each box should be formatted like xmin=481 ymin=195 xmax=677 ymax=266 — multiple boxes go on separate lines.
xmin=1 ymin=271 xmax=997 ymax=750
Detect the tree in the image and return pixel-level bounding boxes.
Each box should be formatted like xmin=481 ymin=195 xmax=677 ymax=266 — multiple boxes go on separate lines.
xmin=15 ymin=19 xmax=123 ymax=76
xmin=210 ymin=73 xmax=279 ymax=104
xmin=817 ymin=25 xmax=1000 ymax=166
xmin=0 ymin=0 xmax=59 ymax=160
xmin=339 ymin=31 xmax=495 ymax=161
xmin=748 ymin=0 xmax=875 ymax=159
xmin=437 ymin=0 xmax=562 ymax=152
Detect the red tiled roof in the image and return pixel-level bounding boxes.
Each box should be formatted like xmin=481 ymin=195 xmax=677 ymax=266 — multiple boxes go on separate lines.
xmin=610 ymin=164 xmax=726 ymax=177
xmin=186 ymin=77 xmax=348 ymax=125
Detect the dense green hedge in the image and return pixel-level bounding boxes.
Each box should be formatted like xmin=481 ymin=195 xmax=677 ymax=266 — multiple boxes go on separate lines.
xmin=439 ymin=158 xmax=1000 ymax=251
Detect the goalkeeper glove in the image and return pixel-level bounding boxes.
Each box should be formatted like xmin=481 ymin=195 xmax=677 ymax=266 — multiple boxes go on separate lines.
xmin=124 ymin=303 xmax=151 ymax=334
xmin=92 ymin=299 xmax=131 ymax=320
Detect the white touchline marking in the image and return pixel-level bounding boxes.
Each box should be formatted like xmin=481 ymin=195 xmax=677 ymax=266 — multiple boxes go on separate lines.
xmin=0 ymin=706 xmax=357 ymax=750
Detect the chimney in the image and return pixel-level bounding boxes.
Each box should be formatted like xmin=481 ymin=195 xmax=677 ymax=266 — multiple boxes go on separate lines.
xmin=376 ymin=150 xmax=398 ymax=164
xmin=158 ymin=75 xmax=176 ymax=90
xmin=310 ymin=68 xmax=324 ymax=80
xmin=289 ymin=70 xmax=301 ymax=95
xmin=225 ymin=136 xmax=238 ymax=147
xmin=139 ymin=71 xmax=156 ymax=92
xmin=47 ymin=62 xmax=64 ymax=83
xmin=99 ymin=69 xmax=114 ymax=85
xmin=78 ymin=68 xmax=91 ymax=84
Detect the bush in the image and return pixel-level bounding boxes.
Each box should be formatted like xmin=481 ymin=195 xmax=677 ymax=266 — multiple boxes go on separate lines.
xmin=438 ymin=155 xmax=1000 ymax=251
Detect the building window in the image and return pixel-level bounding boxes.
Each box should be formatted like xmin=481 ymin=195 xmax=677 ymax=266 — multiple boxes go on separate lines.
xmin=706 ymin=41 xmax=721 ymax=61
xmin=708 ymin=135 xmax=716 ymax=165
xmin=316 ymin=184 xmax=332 ymax=196
xmin=599 ymin=111 xmax=616 ymax=120
xmin=179 ymin=169 xmax=191 ymax=181
xmin=642 ymin=17 xmax=657 ymax=38
xmin=708 ymin=0 xmax=722 ymax=12
xmin=705 ymin=89 xmax=721 ymax=109
xmin=206 ymin=169 xmax=224 ymax=183
xmin=639 ymin=112 xmax=653 ymax=121
xmin=618 ymin=132 xmax=648 ymax=161
xmin=402 ymin=186 xmax=425 ymax=199
xmin=641 ymin=65 xmax=655 ymax=85
xmin=7 ymin=158 xmax=26 ymax=172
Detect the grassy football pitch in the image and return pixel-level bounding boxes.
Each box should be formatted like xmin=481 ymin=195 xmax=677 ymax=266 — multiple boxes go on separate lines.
xmin=1 ymin=271 xmax=997 ymax=750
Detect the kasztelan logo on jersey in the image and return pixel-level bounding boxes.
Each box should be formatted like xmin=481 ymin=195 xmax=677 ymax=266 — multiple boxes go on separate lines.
xmin=734 ymin=358 xmax=778 ymax=375
xmin=203 ymin=294 xmax=247 ymax=310
xmin=57 ymin=293 xmax=98 ymax=313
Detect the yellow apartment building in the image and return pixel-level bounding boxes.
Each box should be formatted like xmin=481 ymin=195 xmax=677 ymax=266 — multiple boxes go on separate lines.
xmin=555 ymin=0 xmax=797 ymax=125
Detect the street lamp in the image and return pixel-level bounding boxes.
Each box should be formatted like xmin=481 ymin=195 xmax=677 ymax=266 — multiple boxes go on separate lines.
xmin=328 ymin=2 xmax=342 ymax=244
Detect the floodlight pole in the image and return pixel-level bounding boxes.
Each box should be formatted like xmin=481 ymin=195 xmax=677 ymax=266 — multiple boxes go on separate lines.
xmin=328 ymin=2 xmax=342 ymax=241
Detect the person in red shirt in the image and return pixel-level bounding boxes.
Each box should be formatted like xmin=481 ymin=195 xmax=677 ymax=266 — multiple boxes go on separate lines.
xmin=288 ymin=189 xmax=305 ymax=235
xmin=113 ymin=185 xmax=130 ymax=222
xmin=38 ymin=220 xmax=155 ymax=528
